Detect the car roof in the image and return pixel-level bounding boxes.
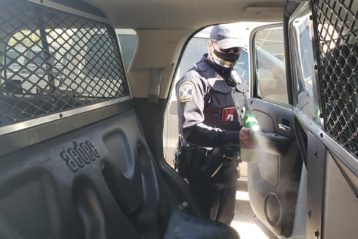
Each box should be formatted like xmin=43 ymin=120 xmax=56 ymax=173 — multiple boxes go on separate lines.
xmin=86 ymin=0 xmax=285 ymax=30
xmin=81 ymin=0 xmax=285 ymax=98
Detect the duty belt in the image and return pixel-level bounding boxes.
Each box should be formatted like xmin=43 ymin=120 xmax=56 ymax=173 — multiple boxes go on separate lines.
xmin=181 ymin=145 xmax=239 ymax=178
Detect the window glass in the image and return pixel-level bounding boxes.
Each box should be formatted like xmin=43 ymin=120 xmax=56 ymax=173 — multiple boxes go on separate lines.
xmin=253 ymin=27 xmax=288 ymax=105
xmin=116 ymin=29 xmax=138 ymax=72
xmin=234 ymin=49 xmax=249 ymax=84
xmin=310 ymin=0 xmax=357 ymax=157
xmin=289 ymin=2 xmax=321 ymax=124
xmin=176 ymin=37 xmax=209 ymax=80
xmin=5 ymin=50 xmax=21 ymax=69
xmin=0 ymin=0 xmax=129 ymax=127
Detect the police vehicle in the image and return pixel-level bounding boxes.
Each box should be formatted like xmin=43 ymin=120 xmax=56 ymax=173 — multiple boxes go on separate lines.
xmin=0 ymin=0 xmax=356 ymax=239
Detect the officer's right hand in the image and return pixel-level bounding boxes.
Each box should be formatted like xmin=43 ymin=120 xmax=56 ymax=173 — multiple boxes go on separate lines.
xmin=239 ymin=127 xmax=255 ymax=149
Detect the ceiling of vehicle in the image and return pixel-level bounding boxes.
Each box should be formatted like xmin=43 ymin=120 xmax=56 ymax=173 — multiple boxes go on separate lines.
xmin=80 ymin=0 xmax=286 ymax=98
xmin=84 ymin=0 xmax=285 ymax=29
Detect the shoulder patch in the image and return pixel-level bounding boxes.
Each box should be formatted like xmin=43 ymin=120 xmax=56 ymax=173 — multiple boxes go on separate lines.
xmin=178 ymin=82 xmax=194 ymax=102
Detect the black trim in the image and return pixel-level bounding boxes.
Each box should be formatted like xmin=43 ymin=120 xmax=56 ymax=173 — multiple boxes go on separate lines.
xmin=283 ymin=0 xmax=300 ymax=105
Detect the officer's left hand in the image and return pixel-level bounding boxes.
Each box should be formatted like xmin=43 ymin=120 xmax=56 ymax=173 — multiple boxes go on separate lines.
xmin=239 ymin=127 xmax=255 ymax=149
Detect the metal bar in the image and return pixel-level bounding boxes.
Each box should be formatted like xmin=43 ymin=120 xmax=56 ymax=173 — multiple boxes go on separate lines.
xmin=0 ymin=95 xmax=132 ymax=135
xmin=36 ymin=7 xmax=56 ymax=92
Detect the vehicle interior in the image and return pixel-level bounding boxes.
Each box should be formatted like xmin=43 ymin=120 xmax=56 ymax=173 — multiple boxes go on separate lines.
xmin=0 ymin=0 xmax=357 ymax=238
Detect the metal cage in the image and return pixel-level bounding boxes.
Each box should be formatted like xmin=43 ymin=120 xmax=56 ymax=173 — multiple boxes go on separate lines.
xmin=311 ymin=0 xmax=358 ymax=158
xmin=0 ymin=0 xmax=129 ymax=128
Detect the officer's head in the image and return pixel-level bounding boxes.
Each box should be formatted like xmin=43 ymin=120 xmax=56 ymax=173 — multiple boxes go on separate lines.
xmin=208 ymin=24 xmax=242 ymax=68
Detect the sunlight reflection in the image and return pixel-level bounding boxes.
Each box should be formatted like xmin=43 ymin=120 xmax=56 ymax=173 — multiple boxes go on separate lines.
xmin=236 ymin=190 xmax=250 ymax=201
xmin=231 ymin=221 xmax=270 ymax=239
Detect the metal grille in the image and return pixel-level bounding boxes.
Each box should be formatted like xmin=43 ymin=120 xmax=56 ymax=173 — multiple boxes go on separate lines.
xmin=311 ymin=0 xmax=358 ymax=157
xmin=0 ymin=0 xmax=129 ymax=127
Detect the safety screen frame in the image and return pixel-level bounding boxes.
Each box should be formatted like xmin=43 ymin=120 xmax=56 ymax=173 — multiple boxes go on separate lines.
xmin=311 ymin=0 xmax=358 ymax=158
xmin=0 ymin=0 xmax=129 ymax=128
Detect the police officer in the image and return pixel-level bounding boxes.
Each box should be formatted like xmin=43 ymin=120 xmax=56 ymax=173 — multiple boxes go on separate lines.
xmin=176 ymin=24 xmax=253 ymax=225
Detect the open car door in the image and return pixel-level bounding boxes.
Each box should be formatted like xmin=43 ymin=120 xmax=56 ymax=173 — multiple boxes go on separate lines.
xmin=247 ymin=1 xmax=358 ymax=239
xmin=245 ymin=23 xmax=304 ymax=238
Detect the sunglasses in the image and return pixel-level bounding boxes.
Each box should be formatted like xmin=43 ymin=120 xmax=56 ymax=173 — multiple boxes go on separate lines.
xmin=220 ymin=47 xmax=241 ymax=54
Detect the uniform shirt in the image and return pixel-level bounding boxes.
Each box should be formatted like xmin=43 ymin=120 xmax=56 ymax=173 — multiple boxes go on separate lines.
xmin=176 ymin=54 xmax=242 ymax=148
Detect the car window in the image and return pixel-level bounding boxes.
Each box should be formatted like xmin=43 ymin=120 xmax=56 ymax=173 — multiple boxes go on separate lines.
xmin=253 ymin=26 xmax=288 ymax=105
xmin=0 ymin=7 xmax=129 ymax=127
xmin=5 ymin=50 xmax=21 ymax=69
xmin=116 ymin=29 xmax=138 ymax=72
xmin=234 ymin=49 xmax=249 ymax=84
xmin=310 ymin=1 xmax=358 ymax=158
xmin=176 ymin=37 xmax=209 ymax=81
xmin=289 ymin=3 xmax=321 ymax=124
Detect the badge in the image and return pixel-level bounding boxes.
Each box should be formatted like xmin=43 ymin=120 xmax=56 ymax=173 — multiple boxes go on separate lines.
xmin=178 ymin=82 xmax=194 ymax=102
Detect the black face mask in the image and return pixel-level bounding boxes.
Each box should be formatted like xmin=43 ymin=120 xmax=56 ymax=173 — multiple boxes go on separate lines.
xmin=213 ymin=49 xmax=240 ymax=63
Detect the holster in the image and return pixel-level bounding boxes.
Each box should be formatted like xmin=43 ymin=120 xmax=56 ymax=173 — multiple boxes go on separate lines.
xmin=199 ymin=147 xmax=223 ymax=177
xmin=200 ymin=145 xmax=240 ymax=178
xmin=175 ymin=146 xmax=208 ymax=179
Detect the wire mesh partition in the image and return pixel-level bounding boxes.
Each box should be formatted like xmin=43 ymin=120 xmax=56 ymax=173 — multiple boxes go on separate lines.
xmin=0 ymin=0 xmax=129 ymax=128
xmin=311 ymin=0 xmax=358 ymax=158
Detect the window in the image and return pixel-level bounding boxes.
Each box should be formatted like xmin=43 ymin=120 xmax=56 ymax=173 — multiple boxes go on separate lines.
xmin=289 ymin=3 xmax=321 ymax=124
xmin=253 ymin=26 xmax=288 ymax=105
xmin=116 ymin=29 xmax=138 ymax=72
xmin=234 ymin=49 xmax=249 ymax=84
xmin=310 ymin=0 xmax=358 ymax=157
xmin=5 ymin=50 xmax=21 ymax=70
xmin=0 ymin=0 xmax=129 ymax=127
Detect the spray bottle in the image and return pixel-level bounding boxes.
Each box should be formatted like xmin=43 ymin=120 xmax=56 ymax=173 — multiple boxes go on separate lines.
xmin=230 ymin=70 xmax=260 ymax=163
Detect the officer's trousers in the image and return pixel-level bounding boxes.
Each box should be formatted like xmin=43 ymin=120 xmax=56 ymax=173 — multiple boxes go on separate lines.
xmin=188 ymin=162 xmax=238 ymax=225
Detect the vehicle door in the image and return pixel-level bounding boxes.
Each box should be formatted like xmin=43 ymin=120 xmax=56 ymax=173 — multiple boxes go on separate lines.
xmin=245 ymin=23 xmax=304 ymax=238
xmin=247 ymin=1 xmax=358 ymax=239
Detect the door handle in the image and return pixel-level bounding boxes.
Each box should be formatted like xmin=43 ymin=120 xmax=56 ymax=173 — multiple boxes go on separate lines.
xmin=278 ymin=123 xmax=290 ymax=132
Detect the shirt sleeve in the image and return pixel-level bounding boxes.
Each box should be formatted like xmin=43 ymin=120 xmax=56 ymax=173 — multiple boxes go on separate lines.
xmin=176 ymin=71 xmax=206 ymax=129
xmin=183 ymin=124 xmax=240 ymax=147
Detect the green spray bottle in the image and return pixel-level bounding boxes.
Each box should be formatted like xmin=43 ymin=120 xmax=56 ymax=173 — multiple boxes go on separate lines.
xmin=243 ymin=111 xmax=260 ymax=133
xmin=230 ymin=70 xmax=260 ymax=162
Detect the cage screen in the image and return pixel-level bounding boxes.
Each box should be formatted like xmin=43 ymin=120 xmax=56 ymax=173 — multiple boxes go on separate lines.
xmin=311 ymin=0 xmax=358 ymax=158
xmin=0 ymin=0 xmax=129 ymax=127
